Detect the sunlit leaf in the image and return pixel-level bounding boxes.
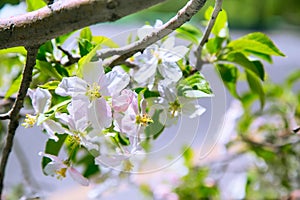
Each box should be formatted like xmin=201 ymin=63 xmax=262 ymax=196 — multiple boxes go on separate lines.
xmin=26 ymin=0 xmax=46 ymax=11
xmin=176 ymin=23 xmax=203 ymax=44
xmin=246 ymin=70 xmax=265 ymax=108
xmin=39 ymin=80 xmax=60 ymax=90
xmin=145 ymin=109 xmax=165 ymax=139
xmin=178 ymin=72 xmax=213 ymax=98
xmin=205 ymin=6 xmax=228 ymax=37
xmin=225 ymin=52 xmax=265 ymax=81
xmin=5 ymin=74 xmax=21 ymax=99
xmin=216 ymin=63 xmax=239 ymax=98
xmin=228 ymin=32 xmax=285 ymax=57
xmin=0 ymin=47 xmax=27 ymax=56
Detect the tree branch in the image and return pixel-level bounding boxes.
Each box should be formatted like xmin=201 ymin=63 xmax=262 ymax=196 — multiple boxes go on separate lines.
xmin=0 ymin=0 xmax=166 ymax=50
xmin=195 ymin=0 xmax=223 ymax=71
xmin=0 ymin=45 xmax=40 ymax=197
xmin=98 ymin=0 xmax=208 ymax=67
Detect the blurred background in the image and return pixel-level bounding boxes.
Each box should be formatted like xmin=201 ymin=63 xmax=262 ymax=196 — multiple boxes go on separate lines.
xmin=0 ymin=0 xmax=299 ymax=199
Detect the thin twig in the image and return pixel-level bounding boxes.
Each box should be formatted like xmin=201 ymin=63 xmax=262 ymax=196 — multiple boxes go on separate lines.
xmin=98 ymin=0 xmax=207 ymax=67
xmin=0 ymin=45 xmax=40 ymax=198
xmin=195 ymin=0 xmax=223 ymax=71
xmin=57 ymin=45 xmax=80 ymax=66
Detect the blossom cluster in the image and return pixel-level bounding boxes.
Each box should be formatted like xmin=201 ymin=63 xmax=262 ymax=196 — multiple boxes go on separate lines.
xmin=23 ymin=21 xmax=211 ymax=185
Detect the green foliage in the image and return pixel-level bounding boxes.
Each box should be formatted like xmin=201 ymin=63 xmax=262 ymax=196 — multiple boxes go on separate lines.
xmin=26 ymin=0 xmax=46 ymax=11
xmin=175 ymin=24 xmax=203 ymax=44
xmin=177 ymin=72 xmax=213 ymax=98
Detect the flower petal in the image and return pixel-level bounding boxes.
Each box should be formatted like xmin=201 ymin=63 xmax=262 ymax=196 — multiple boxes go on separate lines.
xmin=55 ymin=77 xmax=87 ymax=97
xmin=82 ymin=60 xmax=104 ymax=85
xmin=95 ymin=154 xmax=127 ymax=167
xmin=158 ymin=62 xmax=182 ymax=83
xmin=105 ymin=67 xmax=130 ymax=96
xmin=28 ymin=88 xmax=52 ymax=113
xmin=68 ymin=167 xmax=89 ymax=186
xmin=88 ymin=98 xmax=112 ymax=130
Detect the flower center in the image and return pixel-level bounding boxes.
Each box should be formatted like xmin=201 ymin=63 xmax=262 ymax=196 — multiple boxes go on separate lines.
xmin=56 ymin=167 xmax=67 ymax=179
xmin=136 ymin=114 xmax=153 ymax=126
xmin=86 ymin=82 xmax=101 ymax=101
xmin=169 ymin=99 xmax=181 ymax=118
xmin=22 ymin=114 xmax=37 ymax=128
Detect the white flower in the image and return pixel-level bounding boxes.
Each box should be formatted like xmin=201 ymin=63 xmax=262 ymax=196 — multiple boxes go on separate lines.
xmin=55 ymin=61 xmax=129 ymax=132
xmin=152 ymin=84 xmax=206 ymax=126
xmin=23 ymin=88 xmax=65 ymax=142
xmin=55 ymin=60 xmax=129 ymax=101
xmin=39 ymin=152 xmax=89 ymax=186
xmin=56 ymin=99 xmax=99 ymax=151
xmin=130 ymin=36 xmax=188 ymax=89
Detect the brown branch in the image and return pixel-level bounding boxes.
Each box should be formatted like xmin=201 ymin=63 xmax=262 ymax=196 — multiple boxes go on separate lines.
xmin=99 ymin=0 xmax=208 ymax=67
xmin=0 ymin=45 xmax=40 ymax=197
xmin=195 ymin=0 xmax=223 ymax=70
xmin=0 ymin=0 xmax=166 ymax=50
xmin=57 ymin=45 xmax=80 ymax=66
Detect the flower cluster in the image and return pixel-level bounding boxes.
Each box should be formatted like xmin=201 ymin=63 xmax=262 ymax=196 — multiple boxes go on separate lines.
xmin=23 ymin=21 xmax=212 ymax=186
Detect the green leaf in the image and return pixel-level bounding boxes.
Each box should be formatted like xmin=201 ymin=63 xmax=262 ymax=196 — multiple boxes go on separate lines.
xmin=54 ymin=64 xmax=69 ymax=77
xmin=175 ymin=23 xmax=203 ymax=44
xmin=77 ymin=153 xmax=100 ymax=178
xmin=39 ymin=80 xmax=60 ymax=90
xmin=78 ymin=38 xmax=94 ymax=57
xmin=26 ymin=0 xmax=46 ymax=11
xmin=205 ymin=6 xmax=228 ymax=37
xmin=36 ymin=60 xmax=62 ymax=80
xmin=92 ymin=36 xmax=119 ymax=48
xmin=178 ymin=72 xmax=213 ymax=98
xmin=44 ymin=99 xmax=71 ymax=116
xmin=42 ymin=134 xmax=68 ymax=171
xmin=55 ymin=32 xmax=75 ymax=45
xmin=5 ymin=74 xmax=22 ymax=99
xmin=225 ymin=52 xmax=265 ymax=81
xmin=80 ymin=27 xmax=93 ymax=42
xmin=227 ymin=32 xmax=285 ymax=57
xmin=205 ymin=37 xmax=224 ymax=54
xmin=0 ymin=46 xmax=27 ymax=56
xmin=145 ymin=109 xmax=165 ymax=140
xmin=246 ymin=70 xmax=265 ymax=108
xmin=77 ymin=44 xmax=101 ymax=76
xmin=37 ymin=41 xmax=54 ymax=62
xmin=216 ymin=64 xmax=239 ymax=98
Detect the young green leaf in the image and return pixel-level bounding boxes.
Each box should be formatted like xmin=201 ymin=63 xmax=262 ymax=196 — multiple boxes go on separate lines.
xmin=225 ymin=52 xmax=265 ymax=81
xmin=227 ymin=32 xmax=285 ymax=57
xmin=246 ymin=70 xmax=265 ymax=108
xmin=39 ymin=80 xmax=60 ymax=90
xmin=5 ymin=74 xmax=22 ymax=99
xmin=177 ymin=72 xmax=213 ymax=98
xmin=26 ymin=0 xmax=46 ymax=11
xmin=80 ymin=27 xmax=93 ymax=42
xmin=145 ymin=109 xmax=165 ymax=140
xmin=205 ymin=6 xmax=228 ymax=37
xmin=216 ymin=64 xmax=239 ymax=98
xmin=176 ymin=23 xmax=203 ymax=44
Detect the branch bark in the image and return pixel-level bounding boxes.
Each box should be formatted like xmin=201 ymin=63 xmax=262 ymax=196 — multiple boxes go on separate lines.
xmin=0 ymin=45 xmax=40 ymax=197
xmin=0 ymin=0 xmax=166 ymax=50
xmin=195 ymin=0 xmax=223 ymax=70
xmin=99 ymin=0 xmax=207 ymax=67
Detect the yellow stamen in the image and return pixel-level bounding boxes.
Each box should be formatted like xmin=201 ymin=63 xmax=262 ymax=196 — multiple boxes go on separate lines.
xmin=86 ymin=82 xmax=101 ymax=101
xmin=22 ymin=114 xmax=37 ymax=128
xmin=136 ymin=114 xmax=153 ymax=126
xmin=169 ymin=99 xmax=181 ymax=118
xmin=56 ymin=167 xmax=67 ymax=179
